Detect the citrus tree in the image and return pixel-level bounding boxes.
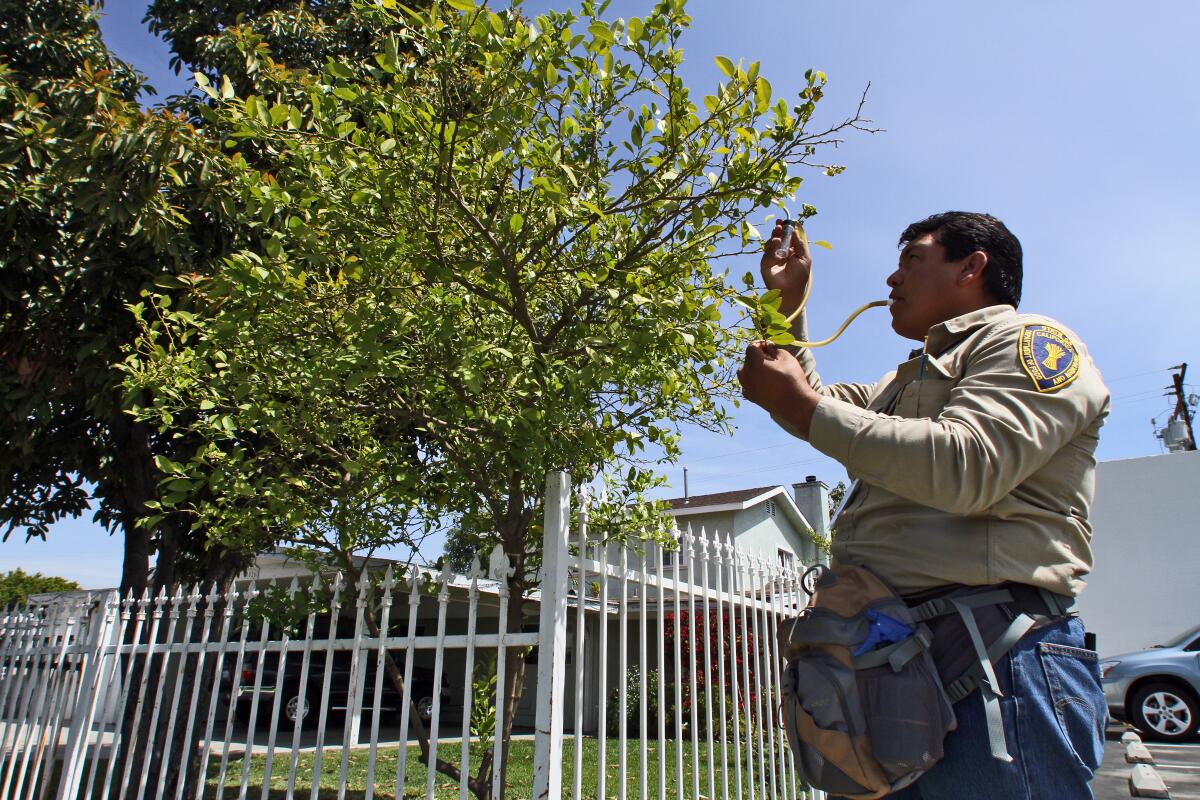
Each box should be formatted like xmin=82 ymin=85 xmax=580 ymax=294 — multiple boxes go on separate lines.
xmin=125 ymin=0 xmax=867 ymax=794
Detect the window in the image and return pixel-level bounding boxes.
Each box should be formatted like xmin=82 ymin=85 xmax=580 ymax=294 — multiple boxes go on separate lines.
xmin=777 ymin=549 xmax=794 ymax=570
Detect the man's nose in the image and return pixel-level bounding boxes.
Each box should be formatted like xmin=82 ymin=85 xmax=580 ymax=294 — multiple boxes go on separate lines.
xmin=886 ymin=268 xmax=902 ymax=288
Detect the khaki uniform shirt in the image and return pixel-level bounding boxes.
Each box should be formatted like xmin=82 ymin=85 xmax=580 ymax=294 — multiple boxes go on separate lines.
xmin=780 ymin=304 xmax=1110 ymax=597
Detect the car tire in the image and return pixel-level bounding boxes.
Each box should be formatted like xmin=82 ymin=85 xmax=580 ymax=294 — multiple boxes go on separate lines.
xmin=280 ymin=686 xmax=316 ymax=730
xmin=416 ymin=696 xmax=435 ymax=722
xmin=1131 ymin=682 xmax=1200 ymax=742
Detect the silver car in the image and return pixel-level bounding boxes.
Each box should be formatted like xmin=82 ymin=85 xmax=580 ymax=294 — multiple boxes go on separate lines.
xmin=1101 ymin=623 xmax=1200 ymax=742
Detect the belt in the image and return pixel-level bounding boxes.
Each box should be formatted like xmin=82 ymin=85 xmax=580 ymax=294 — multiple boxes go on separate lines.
xmin=904 ymin=583 xmax=1077 ymax=763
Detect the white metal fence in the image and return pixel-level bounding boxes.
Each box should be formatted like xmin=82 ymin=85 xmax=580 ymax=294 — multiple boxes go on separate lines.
xmin=0 ymin=472 xmax=817 ymax=799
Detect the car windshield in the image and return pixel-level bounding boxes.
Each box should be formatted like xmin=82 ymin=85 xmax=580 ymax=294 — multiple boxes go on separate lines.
xmin=1157 ymin=623 xmax=1200 ymax=648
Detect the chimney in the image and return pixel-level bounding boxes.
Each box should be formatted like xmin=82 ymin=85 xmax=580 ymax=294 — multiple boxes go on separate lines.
xmin=792 ymin=475 xmax=831 ymax=542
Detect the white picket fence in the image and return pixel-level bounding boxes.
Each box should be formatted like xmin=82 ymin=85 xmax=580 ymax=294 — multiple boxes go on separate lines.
xmin=0 ymin=472 xmax=818 ymax=800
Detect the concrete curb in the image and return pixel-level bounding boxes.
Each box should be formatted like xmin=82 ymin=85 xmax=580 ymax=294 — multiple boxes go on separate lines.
xmin=1126 ymin=741 xmax=1155 ymax=764
xmin=1119 ymin=731 xmax=1171 ymax=798
xmin=1130 ymin=762 xmax=1170 ymax=798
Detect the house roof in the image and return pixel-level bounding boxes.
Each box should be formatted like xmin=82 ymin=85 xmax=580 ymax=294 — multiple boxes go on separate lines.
xmin=665 ymin=485 xmax=779 ymax=510
xmin=665 ymin=484 xmax=814 ymax=541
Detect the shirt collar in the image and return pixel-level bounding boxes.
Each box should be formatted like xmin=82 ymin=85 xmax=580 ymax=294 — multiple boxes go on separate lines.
xmin=924 ymin=304 xmax=1016 ymax=356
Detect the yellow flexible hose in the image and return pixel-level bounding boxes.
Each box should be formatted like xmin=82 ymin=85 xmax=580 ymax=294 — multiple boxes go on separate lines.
xmin=772 ymin=228 xmax=890 ymax=348
xmin=788 ymin=298 xmax=891 ymax=348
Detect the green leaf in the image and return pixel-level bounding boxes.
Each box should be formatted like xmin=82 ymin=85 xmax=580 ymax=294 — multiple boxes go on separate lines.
xmin=380 ymin=138 xmax=397 ymax=155
xmin=715 ymin=56 xmax=735 ymax=77
xmin=755 ymin=76 xmax=772 ymax=112
xmin=509 ymin=213 xmax=524 ymax=233
xmin=327 ymin=62 xmax=353 ymax=80
xmin=153 ymin=455 xmax=183 ymax=475
xmin=220 ymin=75 xmax=234 ymax=100
xmin=588 ymin=21 xmax=614 ymax=46
xmin=445 ymin=0 xmax=475 ymax=10
xmin=333 ymin=87 xmax=358 ymax=101
xmin=813 ymin=240 xmax=833 ymax=250
xmin=769 ymin=331 xmax=797 ymax=346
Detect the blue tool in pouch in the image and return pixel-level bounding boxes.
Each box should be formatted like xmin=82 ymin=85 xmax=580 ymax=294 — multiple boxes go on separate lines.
xmin=852 ymin=609 xmax=915 ymax=657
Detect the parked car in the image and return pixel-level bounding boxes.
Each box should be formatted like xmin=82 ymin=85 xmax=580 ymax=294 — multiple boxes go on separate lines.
xmin=1101 ymin=623 xmax=1200 ymax=742
xmin=229 ymin=651 xmax=453 ymax=729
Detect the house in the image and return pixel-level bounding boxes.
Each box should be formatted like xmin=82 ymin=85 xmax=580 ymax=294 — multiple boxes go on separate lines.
xmin=666 ymin=477 xmax=832 ymax=571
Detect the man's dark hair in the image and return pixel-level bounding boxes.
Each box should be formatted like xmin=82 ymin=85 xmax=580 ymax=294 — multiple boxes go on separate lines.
xmin=898 ymin=211 xmax=1023 ymax=308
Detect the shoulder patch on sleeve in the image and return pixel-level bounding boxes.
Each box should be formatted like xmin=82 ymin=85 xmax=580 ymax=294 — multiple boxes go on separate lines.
xmin=1018 ymin=323 xmax=1080 ymax=393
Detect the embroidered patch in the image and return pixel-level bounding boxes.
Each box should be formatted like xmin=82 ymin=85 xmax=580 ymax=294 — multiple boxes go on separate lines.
xmin=1018 ymin=324 xmax=1080 ymax=393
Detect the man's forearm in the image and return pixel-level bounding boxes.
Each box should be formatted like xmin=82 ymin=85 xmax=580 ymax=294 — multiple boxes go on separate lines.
xmin=774 ymin=382 xmax=821 ymax=438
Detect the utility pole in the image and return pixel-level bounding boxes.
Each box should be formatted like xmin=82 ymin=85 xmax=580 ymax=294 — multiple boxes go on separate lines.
xmin=1169 ymin=363 xmax=1197 ymax=451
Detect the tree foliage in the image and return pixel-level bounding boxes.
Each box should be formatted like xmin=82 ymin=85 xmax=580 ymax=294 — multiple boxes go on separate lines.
xmin=0 ymin=0 xmax=237 ymax=592
xmin=0 ymin=568 xmax=81 ymax=606
xmin=127 ymin=0 xmax=865 ymax=554
xmin=145 ymin=0 xmax=390 ymax=83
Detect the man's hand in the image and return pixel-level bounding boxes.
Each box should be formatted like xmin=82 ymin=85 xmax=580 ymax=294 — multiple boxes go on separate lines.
xmin=761 ymin=221 xmax=813 ymax=318
xmin=737 ymin=340 xmax=820 ymax=437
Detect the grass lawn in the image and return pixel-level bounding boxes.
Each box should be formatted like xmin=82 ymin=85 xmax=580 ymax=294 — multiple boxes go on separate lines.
xmin=204 ymin=737 xmax=803 ymax=799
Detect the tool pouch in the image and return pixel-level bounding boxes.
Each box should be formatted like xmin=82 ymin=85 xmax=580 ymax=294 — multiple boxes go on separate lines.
xmin=778 ymin=564 xmax=956 ymax=799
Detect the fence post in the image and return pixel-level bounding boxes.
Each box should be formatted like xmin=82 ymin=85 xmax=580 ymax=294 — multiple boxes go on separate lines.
xmin=57 ymin=592 xmax=118 ymax=800
xmin=532 ymin=470 xmax=571 ymax=800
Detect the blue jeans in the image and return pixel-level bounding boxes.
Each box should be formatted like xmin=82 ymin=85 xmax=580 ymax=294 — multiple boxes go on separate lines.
xmin=884 ymin=616 xmax=1105 ymax=799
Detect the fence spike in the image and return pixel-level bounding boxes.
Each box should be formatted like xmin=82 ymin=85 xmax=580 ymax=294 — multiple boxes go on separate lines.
xmin=468 ymin=554 xmax=484 ymax=580
xmin=286 ymin=575 xmax=301 ymax=596
xmin=357 ymin=569 xmax=371 ymax=599
xmin=381 ymin=564 xmax=396 ymax=591
xmin=488 ymin=545 xmax=513 ymax=582
xmin=437 ymin=562 xmax=453 ymax=600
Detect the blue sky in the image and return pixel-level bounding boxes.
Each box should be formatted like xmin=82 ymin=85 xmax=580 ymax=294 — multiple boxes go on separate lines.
xmin=5 ymin=1 xmax=1198 ymax=587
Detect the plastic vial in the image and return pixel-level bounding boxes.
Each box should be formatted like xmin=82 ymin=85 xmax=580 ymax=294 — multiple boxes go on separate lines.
xmin=775 ymin=219 xmax=795 ymax=260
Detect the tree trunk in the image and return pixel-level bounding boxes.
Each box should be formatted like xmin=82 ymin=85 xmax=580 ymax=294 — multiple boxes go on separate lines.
xmin=110 ymin=414 xmax=156 ymax=597
xmin=109 ymin=414 xmax=159 ymax=790
xmin=495 ymin=510 xmax=532 ymax=799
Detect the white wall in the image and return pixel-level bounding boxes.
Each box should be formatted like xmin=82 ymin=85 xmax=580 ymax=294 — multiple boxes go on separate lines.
xmin=1075 ymin=450 xmax=1200 ymax=657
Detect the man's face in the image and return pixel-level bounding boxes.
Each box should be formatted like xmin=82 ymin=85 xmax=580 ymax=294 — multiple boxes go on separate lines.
xmin=885 ymin=232 xmax=972 ymax=340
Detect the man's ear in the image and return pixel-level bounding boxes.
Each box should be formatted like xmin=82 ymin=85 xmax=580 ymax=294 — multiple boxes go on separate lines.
xmin=957 ymin=251 xmax=988 ymax=288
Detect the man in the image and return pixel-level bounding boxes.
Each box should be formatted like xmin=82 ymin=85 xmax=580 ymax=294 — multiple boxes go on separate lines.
xmin=739 ymin=212 xmax=1109 ymax=798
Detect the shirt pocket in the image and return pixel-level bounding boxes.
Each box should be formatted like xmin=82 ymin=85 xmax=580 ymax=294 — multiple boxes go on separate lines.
xmin=893 ymin=377 xmax=954 ymax=420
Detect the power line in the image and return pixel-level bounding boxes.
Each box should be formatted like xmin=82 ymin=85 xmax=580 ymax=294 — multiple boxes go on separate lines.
xmin=682 ymin=455 xmax=831 ymax=487
xmin=682 ymin=441 xmax=794 ymax=463
xmin=1104 ymin=367 xmax=1176 ymax=384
